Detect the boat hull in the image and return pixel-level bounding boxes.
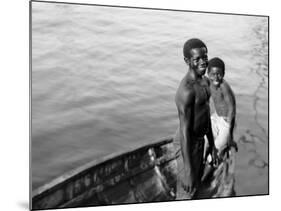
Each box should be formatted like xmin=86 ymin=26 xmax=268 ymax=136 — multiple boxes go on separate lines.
xmin=32 ymin=136 xmax=178 ymax=210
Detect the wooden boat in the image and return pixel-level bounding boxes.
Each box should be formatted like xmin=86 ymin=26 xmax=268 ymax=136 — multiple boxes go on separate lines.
xmin=32 ymin=136 xmax=178 ymax=210
xmin=32 ymin=135 xmax=236 ymax=210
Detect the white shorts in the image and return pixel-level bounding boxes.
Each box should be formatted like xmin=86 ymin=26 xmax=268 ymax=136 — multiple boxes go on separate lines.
xmin=210 ymin=112 xmax=230 ymax=152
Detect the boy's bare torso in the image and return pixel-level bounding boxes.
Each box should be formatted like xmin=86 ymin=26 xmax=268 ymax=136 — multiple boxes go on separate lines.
xmin=176 ymin=75 xmax=211 ymax=138
xmin=210 ymin=80 xmax=234 ymax=118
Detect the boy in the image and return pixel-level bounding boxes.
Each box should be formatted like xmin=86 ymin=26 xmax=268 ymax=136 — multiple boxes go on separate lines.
xmin=175 ymin=38 xmax=217 ymax=196
xmin=207 ymin=57 xmax=237 ymax=157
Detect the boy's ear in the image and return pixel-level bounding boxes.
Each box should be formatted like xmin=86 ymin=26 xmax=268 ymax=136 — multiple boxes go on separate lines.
xmin=184 ymin=57 xmax=190 ymax=64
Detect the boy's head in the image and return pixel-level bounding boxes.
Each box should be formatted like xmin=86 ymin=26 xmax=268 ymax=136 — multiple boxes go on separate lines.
xmin=207 ymin=57 xmax=225 ymax=86
xmin=183 ymin=38 xmax=208 ymax=76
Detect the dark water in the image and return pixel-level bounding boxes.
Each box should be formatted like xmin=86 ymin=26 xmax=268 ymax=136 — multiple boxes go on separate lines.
xmin=31 ymin=2 xmax=268 ymax=196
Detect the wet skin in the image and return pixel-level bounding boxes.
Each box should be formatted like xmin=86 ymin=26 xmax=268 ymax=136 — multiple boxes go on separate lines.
xmin=181 ymin=48 xmax=211 ymax=136
xmin=175 ymin=47 xmax=217 ymax=193
xmin=208 ymin=66 xmax=237 ymax=151
xmin=208 ymin=67 xmax=236 ymax=123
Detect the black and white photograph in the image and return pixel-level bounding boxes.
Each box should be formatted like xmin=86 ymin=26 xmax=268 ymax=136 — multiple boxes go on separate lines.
xmin=30 ymin=1 xmax=268 ymax=210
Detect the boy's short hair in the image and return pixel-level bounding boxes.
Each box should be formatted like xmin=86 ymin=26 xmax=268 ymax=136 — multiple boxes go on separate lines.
xmin=208 ymin=57 xmax=225 ymax=77
xmin=183 ymin=38 xmax=208 ymax=58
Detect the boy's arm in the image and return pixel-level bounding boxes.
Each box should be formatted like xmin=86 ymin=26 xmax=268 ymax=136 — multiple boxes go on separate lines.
xmin=222 ymin=83 xmax=236 ymax=132
xmin=206 ymin=108 xmax=218 ymax=165
xmin=176 ymin=89 xmax=195 ymax=189
xmin=222 ymin=82 xmax=237 ymax=150
xmin=206 ymin=105 xmax=215 ymax=149
xmin=205 ymin=77 xmax=218 ymax=163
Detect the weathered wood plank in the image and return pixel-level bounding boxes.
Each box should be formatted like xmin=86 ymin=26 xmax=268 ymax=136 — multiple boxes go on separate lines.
xmin=32 ymin=136 xmax=177 ymax=210
xmin=97 ymin=181 xmax=136 ymax=204
xmin=132 ymin=167 xmax=167 ymax=202
xmin=158 ymin=159 xmax=178 ymax=193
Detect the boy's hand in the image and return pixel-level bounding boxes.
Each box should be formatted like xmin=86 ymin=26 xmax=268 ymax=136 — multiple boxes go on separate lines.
xmin=205 ymin=145 xmax=219 ymax=167
xmin=211 ymin=147 xmax=219 ymax=167
xmin=218 ymin=135 xmax=238 ymax=159
xmin=227 ymin=134 xmax=238 ymax=152
xmin=228 ymin=139 xmax=238 ymax=152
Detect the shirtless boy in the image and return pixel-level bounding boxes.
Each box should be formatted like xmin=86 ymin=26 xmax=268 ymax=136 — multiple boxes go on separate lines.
xmin=175 ymin=38 xmax=217 ymax=195
xmin=207 ymin=57 xmax=237 ymax=156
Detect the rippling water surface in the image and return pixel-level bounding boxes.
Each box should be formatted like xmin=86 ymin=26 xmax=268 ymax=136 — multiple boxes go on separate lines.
xmin=31 ymin=2 xmax=268 ymax=196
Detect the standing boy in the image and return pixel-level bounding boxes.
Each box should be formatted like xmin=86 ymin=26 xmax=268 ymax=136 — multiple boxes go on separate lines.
xmin=175 ymin=38 xmax=217 ymax=195
xmin=207 ymin=57 xmax=237 ymax=156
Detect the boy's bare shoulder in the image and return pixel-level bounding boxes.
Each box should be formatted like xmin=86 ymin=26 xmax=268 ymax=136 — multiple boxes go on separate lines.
xmin=175 ymin=77 xmax=196 ymax=106
xmin=221 ymin=80 xmax=232 ymax=91
xmin=221 ymin=80 xmax=235 ymax=99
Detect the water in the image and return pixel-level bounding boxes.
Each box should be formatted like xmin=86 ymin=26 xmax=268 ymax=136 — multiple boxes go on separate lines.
xmin=31 ymin=2 xmax=268 ymax=196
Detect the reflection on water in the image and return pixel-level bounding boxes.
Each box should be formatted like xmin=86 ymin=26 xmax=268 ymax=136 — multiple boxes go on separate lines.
xmin=31 ymin=2 xmax=268 ymax=196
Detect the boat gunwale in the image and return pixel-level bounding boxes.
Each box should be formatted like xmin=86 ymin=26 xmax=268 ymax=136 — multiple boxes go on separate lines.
xmin=32 ymin=135 xmax=174 ymax=199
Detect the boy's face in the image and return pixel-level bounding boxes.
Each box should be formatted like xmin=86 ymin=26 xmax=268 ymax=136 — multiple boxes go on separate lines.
xmin=208 ymin=67 xmax=224 ymax=86
xmin=186 ymin=47 xmax=208 ymax=76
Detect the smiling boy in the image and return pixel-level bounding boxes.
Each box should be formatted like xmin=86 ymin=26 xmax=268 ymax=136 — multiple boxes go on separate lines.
xmin=175 ymin=39 xmax=217 ymax=196
xmin=207 ymin=57 xmax=237 ymax=156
